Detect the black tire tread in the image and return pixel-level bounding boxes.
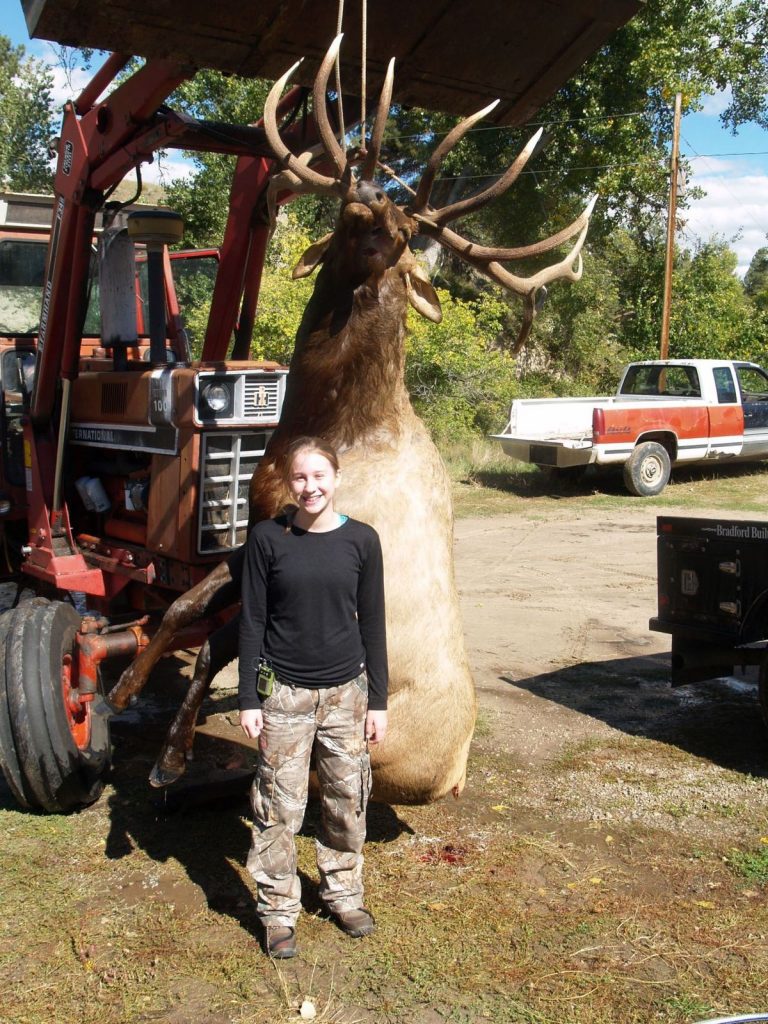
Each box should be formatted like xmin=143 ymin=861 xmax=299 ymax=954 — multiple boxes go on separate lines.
xmin=2 ymin=599 xmax=110 ymax=813
xmin=0 ymin=607 xmax=33 ymax=808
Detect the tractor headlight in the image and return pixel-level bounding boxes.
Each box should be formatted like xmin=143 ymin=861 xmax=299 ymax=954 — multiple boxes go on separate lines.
xmin=201 ymin=382 xmax=232 ymax=416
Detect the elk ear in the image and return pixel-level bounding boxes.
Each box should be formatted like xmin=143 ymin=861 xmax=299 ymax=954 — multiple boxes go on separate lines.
xmin=292 ymin=232 xmax=333 ymax=279
xmin=406 ymin=268 xmax=442 ymax=324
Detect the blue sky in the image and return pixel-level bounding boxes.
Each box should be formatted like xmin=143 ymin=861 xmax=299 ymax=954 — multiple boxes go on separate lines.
xmin=4 ymin=2 xmax=768 ymax=277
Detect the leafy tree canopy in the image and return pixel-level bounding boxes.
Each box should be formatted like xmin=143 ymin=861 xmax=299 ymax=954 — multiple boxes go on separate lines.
xmin=162 ymin=71 xmax=271 ymax=247
xmin=0 ymin=35 xmax=55 ymax=191
xmin=667 ymin=241 xmax=766 ymax=361
xmin=744 ymin=247 xmax=768 ymax=310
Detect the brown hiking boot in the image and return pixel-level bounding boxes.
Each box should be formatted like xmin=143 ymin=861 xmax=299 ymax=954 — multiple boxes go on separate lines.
xmin=262 ymin=924 xmax=297 ymax=959
xmin=330 ymin=907 xmax=376 ymax=938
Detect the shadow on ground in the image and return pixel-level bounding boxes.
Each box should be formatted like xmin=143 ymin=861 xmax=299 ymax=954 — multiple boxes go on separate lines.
xmin=99 ymin=657 xmax=413 ymax=928
xmin=506 ymin=651 xmax=768 ymax=777
xmin=472 ymin=459 xmax=768 ymax=499
xmin=0 ymin=654 xmax=413 ymax=937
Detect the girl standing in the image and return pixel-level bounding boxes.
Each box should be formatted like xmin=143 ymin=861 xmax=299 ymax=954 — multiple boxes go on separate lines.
xmin=239 ymin=437 xmax=388 ymax=959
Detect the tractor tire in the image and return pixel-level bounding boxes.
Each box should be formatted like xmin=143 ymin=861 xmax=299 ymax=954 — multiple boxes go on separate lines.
xmin=0 ymin=607 xmax=30 ymax=807
xmin=622 ymin=441 xmax=671 ymax=497
xmin=0 ymin=600 xmax=110 ymax=813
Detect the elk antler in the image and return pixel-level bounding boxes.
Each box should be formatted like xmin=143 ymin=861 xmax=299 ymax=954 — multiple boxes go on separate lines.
xmin=264 ymin=36 xmax=396 ymax=202
xmin=416 ymin=193 xmax=597 ymax=350
xmin=264 ymin=38 xmax=351 ymax=202
xmin=265 ymin=37 xmax=596 ymax=350
xmin=407 ymin=106 xmax=596 ymax=350
xmin=360 ymin=57 xmax=395 ymax=180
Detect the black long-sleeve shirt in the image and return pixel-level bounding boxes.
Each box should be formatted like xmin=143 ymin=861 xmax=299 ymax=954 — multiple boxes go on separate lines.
xmin=238 ymin=515 xmax=388 ymax=711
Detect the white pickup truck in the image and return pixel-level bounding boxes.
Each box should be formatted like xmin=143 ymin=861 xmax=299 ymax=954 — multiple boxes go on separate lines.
xmin=491 ymin=359 xmax=768 ymax=496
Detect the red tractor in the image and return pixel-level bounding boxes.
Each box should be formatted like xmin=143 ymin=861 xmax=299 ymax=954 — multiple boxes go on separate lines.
xmin=0 ymin=58 xmax=309 ymax=811
xmin=2 ymin=0 xmax=642 ymax=813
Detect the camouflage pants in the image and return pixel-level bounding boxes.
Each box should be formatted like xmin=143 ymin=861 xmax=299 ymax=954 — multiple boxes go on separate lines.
xmin=246 ymin=673 xmax=372 ymax=928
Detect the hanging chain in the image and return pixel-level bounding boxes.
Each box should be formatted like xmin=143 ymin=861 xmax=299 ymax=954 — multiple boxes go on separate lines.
xmin=335 ymin=0 xmax=346 ymax=144
xmin=360 ymin=0 xmax=367 ymax=152
xmin=335 ymin=0 xmax=369 ymax=157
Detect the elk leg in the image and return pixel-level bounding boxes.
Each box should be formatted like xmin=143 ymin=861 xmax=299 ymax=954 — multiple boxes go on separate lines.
xmin=149 ymin=613 xmax=241 ymax=788
xmin=108 ymin=549 xmax=245 ymax=711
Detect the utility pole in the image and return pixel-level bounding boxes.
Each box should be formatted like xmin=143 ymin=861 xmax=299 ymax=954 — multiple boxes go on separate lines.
xmin=660 ymin=92 xmax=682 ymax=359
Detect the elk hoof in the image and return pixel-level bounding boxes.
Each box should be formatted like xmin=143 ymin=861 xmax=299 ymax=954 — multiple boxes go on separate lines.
xmin=149 ymin=748 xmax=188 ymax=788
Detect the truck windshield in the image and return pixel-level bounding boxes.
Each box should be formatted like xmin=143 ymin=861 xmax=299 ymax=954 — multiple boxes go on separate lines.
xmin=620 ymin=364 xmax=701 ymax=398
xmin=0 ymin=239 xmax=100 ymax=336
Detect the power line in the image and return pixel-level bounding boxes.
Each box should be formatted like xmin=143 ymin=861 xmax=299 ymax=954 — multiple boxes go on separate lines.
xmin=431 ymin=159 xmax=662 ymax=182
xmin=404 ymin=149 xmax=768 ymax=185
xmin=680 ymin=132 xmax=768 ymax=240
xmin=683 ymin=150 xmax=768 ymax=158
xmin=394 ymin=109 xmax=649 ymax=142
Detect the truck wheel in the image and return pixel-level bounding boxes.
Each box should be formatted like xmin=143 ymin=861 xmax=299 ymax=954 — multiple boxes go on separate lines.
xmin=623 ymin=441 xmax=671 ymax=497
xmin=0 ymin=600 xmax=110 ymax=813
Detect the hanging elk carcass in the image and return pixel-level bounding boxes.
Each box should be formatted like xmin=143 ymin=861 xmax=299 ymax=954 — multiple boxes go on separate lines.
xmin=108 ymin=35 xmax=595 ymax=804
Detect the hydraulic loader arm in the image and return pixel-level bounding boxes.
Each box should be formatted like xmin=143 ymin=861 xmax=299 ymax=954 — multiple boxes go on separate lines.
xmin=31 ymin=57 xmax=194 ymax=426
xmin=30 ymin=50 xmax=323 ymax=422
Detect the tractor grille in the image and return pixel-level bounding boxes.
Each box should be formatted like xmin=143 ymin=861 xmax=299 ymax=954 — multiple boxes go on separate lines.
xmin=101 ymin=382 xmax=128 ymax=416
xmin=198 ymin=430 xmax=271 ymax=553
xmin=243 ymin=377 xmax=281 ymax=419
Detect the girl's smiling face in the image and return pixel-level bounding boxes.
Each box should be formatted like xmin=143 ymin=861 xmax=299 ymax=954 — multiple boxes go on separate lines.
xmin=287 ymin=450 xmax=340 ymax=525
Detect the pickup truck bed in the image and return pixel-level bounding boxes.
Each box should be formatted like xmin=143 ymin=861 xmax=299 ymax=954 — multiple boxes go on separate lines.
xmin=492 ymin=359 xmax=768 ymax=495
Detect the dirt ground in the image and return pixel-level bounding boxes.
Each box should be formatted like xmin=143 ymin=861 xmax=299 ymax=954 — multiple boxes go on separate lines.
xmin=4 ymin=501 xmax=768 ymax=1024
xmin=456 ymin=506 xmax=671 ymax=765
xmin=196 ymin=501 xmax=768 ymax=785
xmin=455 ymin=505 xmax=768 ymax=776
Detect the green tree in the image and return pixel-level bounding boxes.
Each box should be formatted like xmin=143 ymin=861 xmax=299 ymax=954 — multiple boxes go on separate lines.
xmin=249 ymin=209 xmax=317 ymax=364
xmin=669 ymin=241 xmax=765 ymax=361
xmin=744 ymin=247 xmax=768 ymax=311
xmin=0 ymin=36 xmax=55 ymax=190
xmin=405 ymin=289 xmax=517 ymax=440
xmin=163 ymin=70 xmax=271 ymax=247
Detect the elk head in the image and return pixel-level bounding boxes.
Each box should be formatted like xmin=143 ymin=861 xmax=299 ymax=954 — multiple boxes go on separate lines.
xmin=264 ymin=35 xmax=596 ymax=351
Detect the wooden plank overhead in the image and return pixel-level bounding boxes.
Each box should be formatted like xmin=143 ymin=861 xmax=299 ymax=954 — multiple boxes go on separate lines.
xmin=22 ymin=0 xmax=643 ymax=125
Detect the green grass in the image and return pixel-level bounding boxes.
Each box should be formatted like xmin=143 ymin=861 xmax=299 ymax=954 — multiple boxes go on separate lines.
xmin=4 ymin=717 xmax=768 ymax=1024
xmin=728 ymin=843 xmax=768 ymax=884
xmin=442 ymin=437 xmax=768 ymax=518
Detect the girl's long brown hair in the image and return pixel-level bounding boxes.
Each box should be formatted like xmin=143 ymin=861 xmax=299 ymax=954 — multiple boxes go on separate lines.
xmin=282 ymin=436 xmax=341 ymax=481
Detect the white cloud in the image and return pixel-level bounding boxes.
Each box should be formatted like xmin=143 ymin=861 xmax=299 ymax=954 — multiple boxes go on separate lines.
xmin=699 ymin=88 xmax=732 ymax=118
xmin=141 ymin=154 xmax=195 ymax=185
xmin=680 ymin=156 xmax=768 ymax=276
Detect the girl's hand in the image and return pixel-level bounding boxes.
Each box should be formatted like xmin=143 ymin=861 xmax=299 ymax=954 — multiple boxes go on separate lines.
xmin=365 ymin=709 xmax=388 ymax=745
xmin=240 ymin=708 xmax=264 ymax=740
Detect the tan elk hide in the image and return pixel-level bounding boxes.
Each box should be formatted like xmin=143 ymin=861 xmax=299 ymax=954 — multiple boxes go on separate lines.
xmin=109 ymin=35 xmax=595 ymax=805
